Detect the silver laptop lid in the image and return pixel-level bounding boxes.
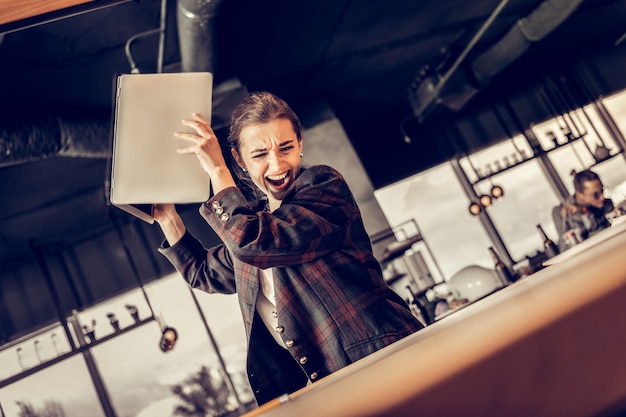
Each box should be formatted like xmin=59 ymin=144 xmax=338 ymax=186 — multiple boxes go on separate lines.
xmin=110 ymin=72 xmax=212 ymax=211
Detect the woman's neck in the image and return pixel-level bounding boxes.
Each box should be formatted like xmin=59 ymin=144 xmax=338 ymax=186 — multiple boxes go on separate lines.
xmin=268 ymin=198 xmax=281 ymax=212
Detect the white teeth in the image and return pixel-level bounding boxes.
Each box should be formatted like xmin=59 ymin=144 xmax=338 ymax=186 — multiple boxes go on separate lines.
xmin=266 ymin=171 xmax=289 ymax=187
xmin=267 ymin=172 xmax=288 ymax=181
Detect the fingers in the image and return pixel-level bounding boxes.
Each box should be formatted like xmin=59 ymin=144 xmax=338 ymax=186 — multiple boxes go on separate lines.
xmin=178 ymin=113 xmax=213 ymax=135
xmin=172 ymin=113 xmax=228 ymax=178
xmin=192 ymin=112 xmax=209 ymax=124
xmin=174 ymin=131 xmax=204 ymax=149
xmin=173 ymin=131 xmax=200 ymax=155
xmin=175 ymin=113 xmax=217 ymax=153
xmin=176 ymin=144 xmax=198 ymax=155
xmin=178 ymin=119 xmax=206 ymax=137
xmin=176 ymin=113 xmax=217 ymax=142
xmin=152 ymin=203 xmax=177 ymax=224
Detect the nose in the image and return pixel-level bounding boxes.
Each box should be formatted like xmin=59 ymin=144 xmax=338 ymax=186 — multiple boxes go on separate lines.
xmin=267 ymin=149 xmax=282 ymax=171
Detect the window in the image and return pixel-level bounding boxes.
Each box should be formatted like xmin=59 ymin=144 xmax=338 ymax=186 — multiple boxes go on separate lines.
xmin=376 ymin=88 xmax=626 ymax=280
xmin=603 ymin=92 xmax=626 ymax=139
xmin=0 ymin=356 xmax=105 ymax=417
xmin=473 ymin=159 xmax=561 ymax=260
xmin=374 ymin=163 xmax=493 ymax=278
xmin=91 ymin=276 xmax=252 ymax=416
xmin=0 ymin=274 xmax=253 ymax=417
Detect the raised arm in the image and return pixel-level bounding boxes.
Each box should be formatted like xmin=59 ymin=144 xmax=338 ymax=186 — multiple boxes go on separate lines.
xmin=202 ymin=166 xmax=368 ymax=269
xmin=175 ymin=113 xmax=237 ymax=195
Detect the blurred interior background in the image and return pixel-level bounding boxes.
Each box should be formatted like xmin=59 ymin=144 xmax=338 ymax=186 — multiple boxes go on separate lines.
xmin=1 ymin=0 xmax=626 ymax=415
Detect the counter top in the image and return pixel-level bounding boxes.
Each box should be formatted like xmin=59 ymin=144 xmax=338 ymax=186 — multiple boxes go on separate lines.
xmin=543 ymin=218 xmax=626 ymax=266
xmin=244 ymin=222 xmax=626 ymax=417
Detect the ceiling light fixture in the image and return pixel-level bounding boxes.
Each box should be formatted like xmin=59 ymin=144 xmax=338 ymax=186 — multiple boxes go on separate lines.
xmin=469 ymin=202 xmax=482 ymax=215
xmin=469 ymin=192 xmax=500 ymax=216
xmin=159 ymin=326 xmax=178 ymax=352
xmin=490 ymin=184 xmax=504 ymax=199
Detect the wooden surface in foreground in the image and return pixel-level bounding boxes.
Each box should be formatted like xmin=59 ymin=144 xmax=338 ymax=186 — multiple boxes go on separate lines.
xmin=245 ymin=221 xmax=626 ymax=417
xmin=0 ymin=0 xmax=95 ymax=26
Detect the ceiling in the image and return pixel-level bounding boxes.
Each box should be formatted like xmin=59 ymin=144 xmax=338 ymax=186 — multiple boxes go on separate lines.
xmin=1 ymin=0 xmax=625 ymax=268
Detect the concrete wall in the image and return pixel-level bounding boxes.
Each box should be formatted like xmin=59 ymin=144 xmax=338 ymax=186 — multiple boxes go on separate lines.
xmin=300 ymin=103 xmax=390 ymax=237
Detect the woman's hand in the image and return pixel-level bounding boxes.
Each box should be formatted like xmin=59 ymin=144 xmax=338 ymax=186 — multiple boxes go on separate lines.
xmin=153 ymin=203 xmax=186 ymax=245
xmin=175 ymin=113 xmax=236 ymax=193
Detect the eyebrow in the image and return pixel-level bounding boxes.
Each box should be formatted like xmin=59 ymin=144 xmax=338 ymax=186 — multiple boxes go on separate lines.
xmin=249 ymin=146 xmax=267 ymax=154
xmin=249 ymin=139 xmax=295 ymax=154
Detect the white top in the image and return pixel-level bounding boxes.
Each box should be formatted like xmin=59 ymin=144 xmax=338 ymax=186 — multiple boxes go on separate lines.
xmin=256 ymin=267 xmax=285 ymax=347
xmin=260 ymin=267 xmax=276 ymax=306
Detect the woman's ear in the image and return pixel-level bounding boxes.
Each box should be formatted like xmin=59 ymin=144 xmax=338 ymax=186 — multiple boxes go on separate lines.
xmin=231 ymin=148 xmax=244 ymax=170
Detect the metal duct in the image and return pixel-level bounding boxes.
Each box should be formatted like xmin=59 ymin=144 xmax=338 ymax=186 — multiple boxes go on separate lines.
xmin=410 ymin=0 xmax=584 ymax=119
xmin=0 ymin=0 xmax=226 ymax=167
xmin=471 ymin=0 xmax=584 ymax=86
xmin=0 ymin=116 xmax=111 ymax=168
xmin=176 ymin=0 xmax=224 ymax=73
xmin=0 ymin=0 xmax=245 ymax=168
xmin=176 ymin=0 xmax=249 ymax=130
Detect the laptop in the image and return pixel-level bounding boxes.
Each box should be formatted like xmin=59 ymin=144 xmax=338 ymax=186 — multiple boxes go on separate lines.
xmin=108 ymin=72 xmax=213 ymax=223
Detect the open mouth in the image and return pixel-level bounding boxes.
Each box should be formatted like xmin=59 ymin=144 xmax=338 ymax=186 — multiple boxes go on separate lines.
xmin=266 ymin=171 xmax=290 ymax=187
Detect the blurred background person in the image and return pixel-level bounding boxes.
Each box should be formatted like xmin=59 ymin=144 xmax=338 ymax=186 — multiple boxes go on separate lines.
xmin=552 ymin=169 xmax=615 ymax=250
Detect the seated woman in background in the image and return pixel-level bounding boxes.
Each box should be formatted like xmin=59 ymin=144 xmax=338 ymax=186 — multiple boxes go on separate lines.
xmin=153 ymin=91 xmax=423 ymax=406
xmin=552 ymin=169 xmax=616 ymax=250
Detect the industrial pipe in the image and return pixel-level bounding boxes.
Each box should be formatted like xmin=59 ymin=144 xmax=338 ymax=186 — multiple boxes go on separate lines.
xmin=176 ymin=0 xmax=224 ymax=73
xmin=0 ymin=116 xmax=110 ymax=168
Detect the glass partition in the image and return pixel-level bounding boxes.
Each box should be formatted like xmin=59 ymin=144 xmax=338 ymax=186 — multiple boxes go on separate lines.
xmin=375 ymin=163 xmax=493 ymax=279
xmin=0 ymin=356 xmax=105 ymax=417
xmin=0 ymin=273 xmax=253 ymax=417
xmin=377 ymin=88 xmax=626 ymax=279
xmin=473 ymin=159 xmax=561 ymax=260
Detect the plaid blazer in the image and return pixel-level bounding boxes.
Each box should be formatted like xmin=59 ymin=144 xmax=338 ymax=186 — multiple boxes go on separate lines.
xmin=159 ymin=165 xmax=422 ymax=405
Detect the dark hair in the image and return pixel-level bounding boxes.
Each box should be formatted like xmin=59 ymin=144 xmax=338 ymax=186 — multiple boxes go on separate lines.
xmin=227 ymin=91 xmax=303 ymax=196
xmin=573 ymin=169 xmax=601 ymax=193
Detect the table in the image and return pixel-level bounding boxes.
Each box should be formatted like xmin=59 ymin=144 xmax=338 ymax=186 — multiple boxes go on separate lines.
xmin=543 ymin=218 xmax=626 ymax=266
xmin=243 ymin=222 xmax=626 ymax=417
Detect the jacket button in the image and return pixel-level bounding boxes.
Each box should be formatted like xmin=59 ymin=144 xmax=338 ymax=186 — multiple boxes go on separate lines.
xmin=220 ymin=212 xmax=229 ymax=221
xmin=285 ymin=340 xmax=294 ymax=348
xmin=310 ymin=372 xmax=319 ymax=380
xmin=212 ymin=201 xmax=222 ymax=209
xmin=299 ymin=356 xmax=308 ymax=365
xmin=275 ymin=326 xmax=284 ymax=334
xmin=214 ymin=206 xmax=224 ymax=215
